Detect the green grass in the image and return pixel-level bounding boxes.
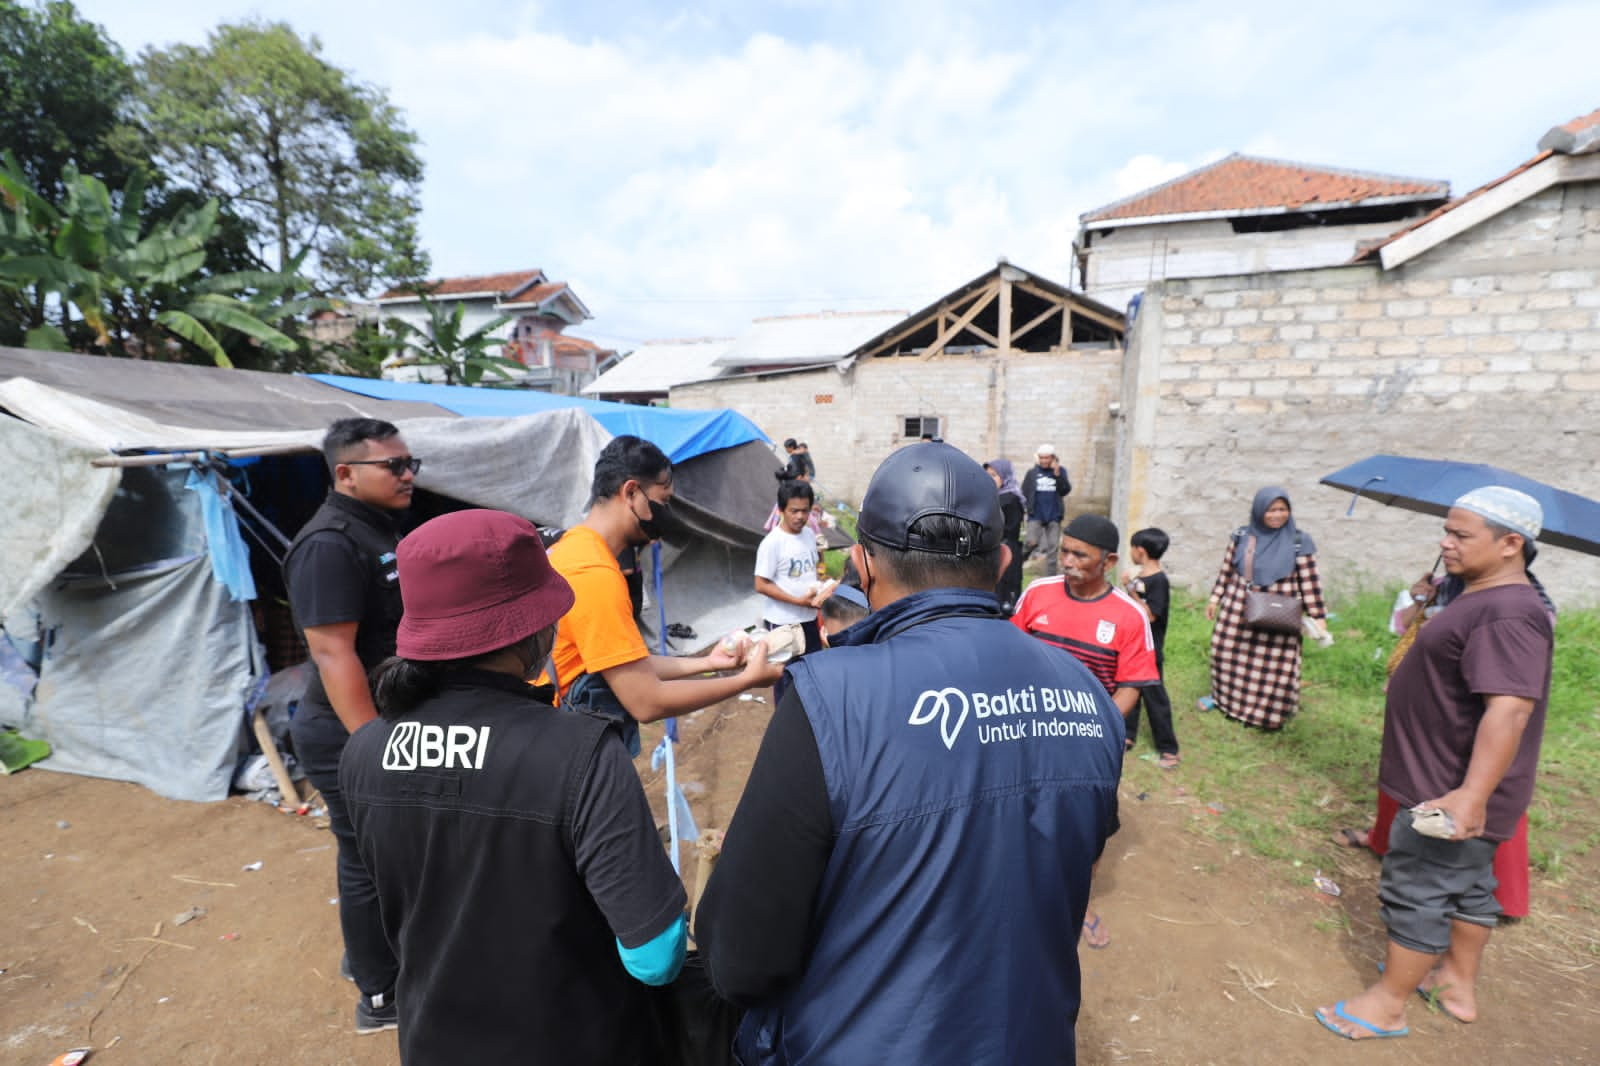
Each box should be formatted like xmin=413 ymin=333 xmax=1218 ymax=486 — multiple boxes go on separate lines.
xmin=819 ymin=500 xmax=859 ymax=578
xmin=1132 ymin=588 xmax=1600 ymax=912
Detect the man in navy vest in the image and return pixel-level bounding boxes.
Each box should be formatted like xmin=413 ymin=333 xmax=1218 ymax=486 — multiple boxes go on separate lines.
xmin=698 ymin=442 xmax=1124 ymax=1065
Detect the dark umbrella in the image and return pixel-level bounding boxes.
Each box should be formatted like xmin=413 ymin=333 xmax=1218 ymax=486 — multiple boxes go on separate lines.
xmin=1320 ymin=455 xmax=1600 ymax=557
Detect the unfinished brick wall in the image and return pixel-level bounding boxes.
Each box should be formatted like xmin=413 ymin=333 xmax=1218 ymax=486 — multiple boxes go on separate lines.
xmin=1118 ymin=182 xmax=1600 ymax=604
xmin=672 ymin=349 xmax=1122 ymax=512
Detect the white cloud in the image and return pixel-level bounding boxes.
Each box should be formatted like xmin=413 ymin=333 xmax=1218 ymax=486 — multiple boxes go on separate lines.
xmin=67 ymin=0 xmax=1600 ymax=347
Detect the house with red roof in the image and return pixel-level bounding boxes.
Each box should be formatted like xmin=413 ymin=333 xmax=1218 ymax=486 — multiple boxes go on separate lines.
xmin=374 ymin=269 xmax=616 ymax=394
xmin=1113 ymin=107 xmax=1600 ymax=603
xmin=1076 ymin=154 xmax=1450 ymax=312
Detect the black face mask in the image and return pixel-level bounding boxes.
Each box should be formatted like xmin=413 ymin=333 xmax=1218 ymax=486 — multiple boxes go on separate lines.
xmin=630 ymin=491 xmax=673 ymax=544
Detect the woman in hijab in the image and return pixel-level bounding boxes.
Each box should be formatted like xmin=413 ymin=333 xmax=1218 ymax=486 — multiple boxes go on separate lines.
xmin=985 ymin=458 xmax=1026 ymax=612
xmin=1202 ymin=487 xmax=1327 ymax=730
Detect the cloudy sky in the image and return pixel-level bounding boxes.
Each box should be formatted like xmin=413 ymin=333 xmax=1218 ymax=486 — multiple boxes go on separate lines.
xmin=74 ymin=0 xmax=1600 ymax=349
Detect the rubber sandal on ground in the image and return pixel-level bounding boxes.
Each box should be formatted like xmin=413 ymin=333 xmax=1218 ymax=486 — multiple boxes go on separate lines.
xmin=1080 ymin=915 xmax=1110 ymax=949
xmin=1316 ymin=1002 xmax=1408 ymax=1041
xmin=1158 ymin=753 xmax=1180 ymax=770
xmin=1331 ymin=827 xmax=1370 ymax=849
xmin=1195 ymin=696 xmax=1215 ymax=711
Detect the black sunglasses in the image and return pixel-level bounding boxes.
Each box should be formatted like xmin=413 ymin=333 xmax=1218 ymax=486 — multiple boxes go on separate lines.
xmin=345 ymin=456 xmax=422 ymax=476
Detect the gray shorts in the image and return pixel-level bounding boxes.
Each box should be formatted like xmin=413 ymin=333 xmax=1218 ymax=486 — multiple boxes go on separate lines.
xmin=1378 ymin=808 xmax=1501 ymax=955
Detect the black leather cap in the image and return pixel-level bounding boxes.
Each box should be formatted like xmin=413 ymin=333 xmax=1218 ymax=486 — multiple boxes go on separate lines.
xmin=857 ymin=442 xmax=1003 ymax=557
xmin=1062 ymin=514 xmax=1120 ymax=553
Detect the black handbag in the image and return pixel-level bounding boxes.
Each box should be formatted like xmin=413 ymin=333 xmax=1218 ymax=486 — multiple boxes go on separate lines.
xmin=1241 ymin=535 xmax=1303 ymax=635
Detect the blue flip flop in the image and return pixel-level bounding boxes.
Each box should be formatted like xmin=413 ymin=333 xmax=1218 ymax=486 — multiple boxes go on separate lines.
xmin=1317 ymin=1001 xmax=1409 ymax=1040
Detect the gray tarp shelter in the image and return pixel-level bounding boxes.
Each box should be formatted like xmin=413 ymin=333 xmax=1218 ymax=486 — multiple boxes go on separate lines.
xmin=0 ymin=348 xmax=781 ymax=801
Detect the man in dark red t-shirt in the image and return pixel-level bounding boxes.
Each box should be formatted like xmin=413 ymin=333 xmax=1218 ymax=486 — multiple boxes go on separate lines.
xmin=1318 ymin=487 xmax=1553 ymax=1042
xmin=1012 ymin=513 xmax=1157 ymax=949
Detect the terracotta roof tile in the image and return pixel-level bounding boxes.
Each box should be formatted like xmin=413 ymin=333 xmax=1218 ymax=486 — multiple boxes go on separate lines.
xmin=377 ymin=269 xmax=545 ymax=301
xmin=1537 ymin=106 xmax=1600 ymax=155
xmin=497 ymin=281 xmax=568 ymax=308
xmin=1556 ymin=107 xmax=1600 ymax=136
xmin=1081 ymin=154 xmax=1449 ymax=224
xmin=1354 ymin=150 xmax=1555 ymax=262
xmin=552 ymin=334 xmax=608 ymax=354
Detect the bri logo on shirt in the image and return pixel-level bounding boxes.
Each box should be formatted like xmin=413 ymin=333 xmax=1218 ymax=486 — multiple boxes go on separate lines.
xmin=381 ymin=721 xmax=492 ymax=771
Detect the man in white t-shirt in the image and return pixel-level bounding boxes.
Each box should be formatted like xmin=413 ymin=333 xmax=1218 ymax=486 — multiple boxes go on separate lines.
xmin=754 ymin=480 xmax=824 ymax=655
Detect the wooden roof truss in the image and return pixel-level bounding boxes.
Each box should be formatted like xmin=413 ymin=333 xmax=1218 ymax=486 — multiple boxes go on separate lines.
xmin=857 ymin=268 xmax=1124 ymax=361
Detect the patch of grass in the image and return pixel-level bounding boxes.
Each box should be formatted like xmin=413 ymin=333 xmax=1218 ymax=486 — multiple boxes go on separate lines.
xmin=818 ymin=500 xmax=859 ymax=579
xmin=1155 ymin=587 xmax=1600 ymax=913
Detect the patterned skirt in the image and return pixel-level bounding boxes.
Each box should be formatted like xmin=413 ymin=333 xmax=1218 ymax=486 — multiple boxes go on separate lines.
xmin=1209 ymin=573 xmax=1304 ymax=730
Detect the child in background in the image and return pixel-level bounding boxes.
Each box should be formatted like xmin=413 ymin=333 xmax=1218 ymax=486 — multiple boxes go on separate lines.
xmin=755 ymin=480 xmax=824 ymax=655
xmin=817 ymin=560 xmax=868 ymax=643
xmin=1123 ymin=527 xmax=1180 ymax=769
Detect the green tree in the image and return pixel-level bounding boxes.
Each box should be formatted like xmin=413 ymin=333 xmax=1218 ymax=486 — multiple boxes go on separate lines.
xmin=0 ymin=1 xmax=136 ymax=199
xmin=1 ymin=0 xmax=138 ymax=344
xmin=384 ymin=293 xmax=522 ymax=386
xmin=0 ymin=154 xmax=300 ymax=367
xmin=124 ymin=20 xmax=429 ymax=299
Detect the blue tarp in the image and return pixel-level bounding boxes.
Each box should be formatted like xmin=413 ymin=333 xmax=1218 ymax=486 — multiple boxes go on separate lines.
xmin=307 ymin=374 xmax=768 ymax=464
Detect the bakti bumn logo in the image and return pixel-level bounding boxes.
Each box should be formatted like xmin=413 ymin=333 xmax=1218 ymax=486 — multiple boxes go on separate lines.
xmin=908 ymin=688 xmax=970 ymax=750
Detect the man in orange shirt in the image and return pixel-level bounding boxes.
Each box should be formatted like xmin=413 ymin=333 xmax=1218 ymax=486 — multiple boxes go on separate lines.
xmin=550 ymin=436 xmax=782 ymax=752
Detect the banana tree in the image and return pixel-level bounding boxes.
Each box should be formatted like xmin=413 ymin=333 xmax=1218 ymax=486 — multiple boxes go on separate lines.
xmin=0 ymin=154 xmax=298 ymax=367
xmin=383 ymin=292 xmax=525 ymax=386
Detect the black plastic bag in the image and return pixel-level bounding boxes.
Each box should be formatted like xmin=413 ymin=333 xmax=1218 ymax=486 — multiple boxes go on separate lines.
xmin=650 ymin=952 xmax=743 ymax=1066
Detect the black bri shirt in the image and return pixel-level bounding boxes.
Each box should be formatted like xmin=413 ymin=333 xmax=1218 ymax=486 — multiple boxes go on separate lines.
xmin=341 ymin=670 xmax=686 ymax=1064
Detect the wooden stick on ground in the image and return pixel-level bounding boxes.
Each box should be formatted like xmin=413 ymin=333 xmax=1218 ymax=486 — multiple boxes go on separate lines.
xmin=251 ymin=705 xmax=306 ymax=812
xmin=689 ymin=829 xmax=724 ymax=934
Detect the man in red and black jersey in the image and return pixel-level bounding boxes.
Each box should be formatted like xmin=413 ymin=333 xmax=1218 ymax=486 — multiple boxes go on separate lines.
xmin=1012 ymin=512 xmax=1159 ymax=948
xmin=1012 ymin=514 xmax=1160 ymax=708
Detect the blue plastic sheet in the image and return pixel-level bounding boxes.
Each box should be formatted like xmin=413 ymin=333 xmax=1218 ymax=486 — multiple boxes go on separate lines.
xmin=306 ymin=374 xmax=768 ymax=464
xmin=184 ymin=466 xmax=258 ymax=602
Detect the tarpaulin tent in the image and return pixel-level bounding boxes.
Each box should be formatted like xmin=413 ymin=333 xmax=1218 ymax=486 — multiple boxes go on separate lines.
xmin=0 ymin=348 xmax=781 ymax=801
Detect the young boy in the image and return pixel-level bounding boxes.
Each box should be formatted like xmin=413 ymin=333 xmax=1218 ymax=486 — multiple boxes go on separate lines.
xmin=817 ymin=561 xmax=868 ymax=644
xmin=1122 ymin=527 xmax=1180 ymax=768
xmin=754 ymin=480 xmax=824 ymax=655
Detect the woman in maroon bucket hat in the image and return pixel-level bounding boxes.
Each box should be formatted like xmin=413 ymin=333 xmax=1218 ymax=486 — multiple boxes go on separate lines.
xmin=339 ymin=509 xmax=688 ymax=1065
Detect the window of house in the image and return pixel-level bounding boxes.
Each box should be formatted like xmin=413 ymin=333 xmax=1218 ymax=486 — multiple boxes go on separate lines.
xmin=902 ymin=415 xmax=941 ymax=440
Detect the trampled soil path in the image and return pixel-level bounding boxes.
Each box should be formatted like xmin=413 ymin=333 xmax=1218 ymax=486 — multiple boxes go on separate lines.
xmin=3 ymin=691 xmax=1595 ymax=1065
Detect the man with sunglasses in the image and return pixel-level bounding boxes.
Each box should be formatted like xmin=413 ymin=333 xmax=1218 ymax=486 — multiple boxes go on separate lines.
xmin=285 ymin=417 xmax=420 ymax=1035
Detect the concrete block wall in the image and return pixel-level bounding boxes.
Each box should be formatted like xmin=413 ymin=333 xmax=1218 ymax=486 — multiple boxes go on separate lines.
xmin=672 ymin=349 xmax=1122 ymax=513
xmin=1117 ymin=180 xmax=1600 ymax=605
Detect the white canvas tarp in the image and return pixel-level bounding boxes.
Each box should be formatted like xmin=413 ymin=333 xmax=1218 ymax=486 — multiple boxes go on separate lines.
xmin=0 ymin=416 xmax=121 ymax=621
xmin=0 ymin=350 xmax=778 ymax=801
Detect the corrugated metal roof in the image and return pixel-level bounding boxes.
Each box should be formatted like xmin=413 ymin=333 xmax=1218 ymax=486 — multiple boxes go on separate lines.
xmin=583 ymin=338 xmax=735 ymax=395
xmin=1080 ymin=154 xmax=1449 ymax=225
xmin=715 ymin=310 xmax=908 ymax=368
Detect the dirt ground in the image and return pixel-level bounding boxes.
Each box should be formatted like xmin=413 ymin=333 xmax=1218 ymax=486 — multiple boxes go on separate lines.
xmin=3 ymin=691 xmax=1596 ymax=1066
